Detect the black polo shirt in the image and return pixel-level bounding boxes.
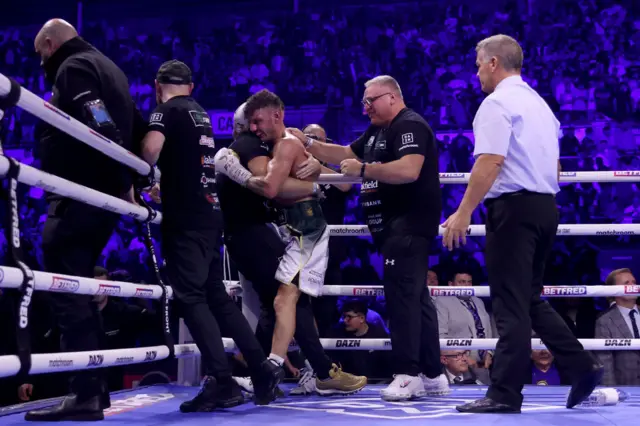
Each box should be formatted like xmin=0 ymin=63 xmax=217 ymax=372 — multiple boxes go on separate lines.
xmin=216 ymin=132 xmax=273 ymax=232
xmin=350 ymin=108 xmax=441 ymax=245
xmin=148 ymin=96 xmax=220 ymax=230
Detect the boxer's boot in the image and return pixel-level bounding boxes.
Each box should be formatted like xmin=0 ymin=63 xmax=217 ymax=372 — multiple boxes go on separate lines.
xmin=315 ymin=364 xmax=367 ymax=396
xmin=253 ymin=359 xmax=285 ymax=405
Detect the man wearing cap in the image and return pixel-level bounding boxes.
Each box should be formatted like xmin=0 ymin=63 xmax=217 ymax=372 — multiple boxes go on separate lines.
xmin=139 ymin=60 xmax=282 ymax=412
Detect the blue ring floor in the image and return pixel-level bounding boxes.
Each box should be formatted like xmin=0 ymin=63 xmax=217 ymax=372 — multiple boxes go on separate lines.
xmin=1 ymin=384 xmax=638 ymax=425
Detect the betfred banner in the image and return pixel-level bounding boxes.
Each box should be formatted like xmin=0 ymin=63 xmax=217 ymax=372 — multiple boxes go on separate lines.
xmin=209 ymin=111 xmax=235 ymax=137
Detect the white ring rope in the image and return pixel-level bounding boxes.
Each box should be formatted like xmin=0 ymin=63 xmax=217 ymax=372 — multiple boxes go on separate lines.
xmin=327 ymin=223 xmax=640 ymax=237
xmin=318 ymin=170 xmax=640 ymax=184
xmin=0 ymin=337 xmax=637 ymax=378
xmin=0 ymin=155 xmax=162 ymax=225
xmin=0 ymin=265 xmax=637 ymax=299
xmin=0 ymin=73 xmax=160 ymax=181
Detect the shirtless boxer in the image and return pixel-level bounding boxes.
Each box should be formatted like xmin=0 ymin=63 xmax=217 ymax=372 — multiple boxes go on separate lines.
xmin=214 ymin=89 xmax=330 ymax=369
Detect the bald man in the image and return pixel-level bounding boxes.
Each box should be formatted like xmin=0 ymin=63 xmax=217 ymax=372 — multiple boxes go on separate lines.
xmin=26 ymin=19 xmax=147 ymax=422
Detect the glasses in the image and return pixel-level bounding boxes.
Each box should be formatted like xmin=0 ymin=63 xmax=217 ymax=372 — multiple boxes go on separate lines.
xmin=444 ymin=351 xmax=470 ymax=360
xmin=342 ymin=313 xmax=361 ymax=321
xmin=361 ymin=92 xmax=392 ymax=107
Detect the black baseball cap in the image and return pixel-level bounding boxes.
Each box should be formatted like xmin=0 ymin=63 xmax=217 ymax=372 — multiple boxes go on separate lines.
xmin=156 ymin=60 xmax=192 ymax=85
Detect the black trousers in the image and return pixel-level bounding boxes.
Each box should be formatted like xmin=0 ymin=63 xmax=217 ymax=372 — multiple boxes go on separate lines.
xmin=485 ymin=193 xmax=593 ymax=407
xmin=224 ymin=224 xmax=334 ymax=379
xmin=42 ymin=200 xmax=119 ymax=398
xmin=162 ymin=225 xmax=266 ymax=379
xmin=380 ymin=235 xmax=441 ymax=378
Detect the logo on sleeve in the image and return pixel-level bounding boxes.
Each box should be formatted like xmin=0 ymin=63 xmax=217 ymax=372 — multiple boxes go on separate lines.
xmin=189 ymin=111 xmax=212 ymax=128
xmin=150 ymin=113 xmax=163 ymax=122
xmin=401 ymin=133 xmax=414 ymax=145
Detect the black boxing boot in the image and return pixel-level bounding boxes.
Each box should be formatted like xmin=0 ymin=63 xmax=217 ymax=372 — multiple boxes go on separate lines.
xmin=252 ymin=359 xmax=285 ymax=405
xmin=100 ymin=381 xmax=111 ymax=410
xmin=25 ymin=394 xmax=104 ymax=422
xmin=179 ymin=376 xmax=218 ymax=413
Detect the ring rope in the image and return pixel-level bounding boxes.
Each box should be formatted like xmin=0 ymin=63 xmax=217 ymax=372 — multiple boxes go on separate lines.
xmin=0 ymin=155 xmax=162 ymax=224
xmin=0 ymin=337 xmax=637 ymax=379
xmin=0 ymin=73 xmax=160 ymax=181
xmin=318 ymin=170 xmax=640 ymax=184
xmin=0 ymin=265 xmax=635 ymax=299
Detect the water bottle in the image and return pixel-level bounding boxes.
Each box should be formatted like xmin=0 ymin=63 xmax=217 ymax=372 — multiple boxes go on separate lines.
xmin=578 ymin=388 xmax=630 ymax=407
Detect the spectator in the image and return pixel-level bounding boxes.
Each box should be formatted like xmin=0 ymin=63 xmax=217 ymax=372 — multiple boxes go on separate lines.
xmin=595 ymin=268 xmax=640 ymax=386
xmin=440 ymin=350 xmax=489 ymax=385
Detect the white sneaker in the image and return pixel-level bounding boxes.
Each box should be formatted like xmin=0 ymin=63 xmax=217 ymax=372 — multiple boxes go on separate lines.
xmin=380 ymin=374 xmax=426 ymax=401
xmin=421 ymin=373 xmax=450 ymax=396
xmin=232 ymin=376 xmax=254 ymax=393
xmin=290 ymin=366 xmax=317 ymax=395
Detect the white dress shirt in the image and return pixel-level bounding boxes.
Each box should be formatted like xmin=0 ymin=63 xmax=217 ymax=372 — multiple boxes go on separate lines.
xmin=617 ymin=305 xmax=640 ymax=338
xmin=473 ymin=75 xmax=561 ymax=200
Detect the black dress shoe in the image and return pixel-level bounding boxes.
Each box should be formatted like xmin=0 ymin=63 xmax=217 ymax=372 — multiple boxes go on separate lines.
xmin=25 ymin=394 xmax=104 ymax=422
xmin=216 ymin=377 xmax=245 ymax=408
xmin=253 ymin=359 xmax=285 ymax=405
xmin=456 ymin=397 xmax=521 ymax=414
xmin=567 ymin=364 xmax=604 ymax=409
xmin=180 ymin=376 xmax=218 ymax=413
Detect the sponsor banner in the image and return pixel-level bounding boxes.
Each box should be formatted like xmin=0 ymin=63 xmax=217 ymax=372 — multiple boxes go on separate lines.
xmin=604 ymin=339 xmax=632 ymax=347
xmin=328 ymin=226 xmax=370 ymax=236
xmin=542 ymin=286 xmax=587 ymax=296
xmin=334 ymin=339 xmax=362 ymax=348
xmin=115 ymin=356 xmax=135 ymax=365
xmin=50 ymin=276 xmax=80 ymax=293
xmin=614 ymin=171 xmax=640 ymax=177
xmin=0 ymin=267 xmax=4 ymax=283
xmin=560 ymin=172 xmax=577 ymax=177
xmin=144 ymin=350 xmax=157 ymax=362
xmin=49 ymin=359 xmax=73 ymax=368
xmin=440 ymin=173 xmax=465 ymax=178
xmin=134 ymin=288 xmax=154 ymax=298
xmin=430 ymin=288 xmax=475 ymax=297
xmin=44 ymin=102 xmax=71 ymax=120
xmin=209 ymin=111 xmax=234 ymax=136
xmin=87 ymin=354 xmax=104 ymax=367
xmin=105 ymin=393 xmax=175 ymax=417
xmin=97 ymin=284 xmax=121 ymax=296
xmin=353 ymin=288 xmax=385 ymax=297
xmin=446 ymin=339 xmax=472 ymax=347
xmin=625 ymin=285 xmax=640 ymax=295
xmin=594 ymin=230 xmax=635 ymax=236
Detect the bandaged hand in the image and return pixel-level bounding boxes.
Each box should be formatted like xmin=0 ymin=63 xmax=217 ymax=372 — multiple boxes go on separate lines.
xmin=213 ymin=148 xmax=252 ymax=186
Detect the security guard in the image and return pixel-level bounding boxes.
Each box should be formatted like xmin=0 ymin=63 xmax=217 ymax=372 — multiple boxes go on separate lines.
xmin=27 ymin=19 xmax=146 ymax=422
xmin=140 ymin=60 xmax=281 ymax=412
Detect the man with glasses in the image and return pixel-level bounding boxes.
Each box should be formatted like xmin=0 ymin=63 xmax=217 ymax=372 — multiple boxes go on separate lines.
xmin=327 ymin=300 xmax=390 ymax=378
xmin=288 ymin=75 xmax=448 ymax=401
xmin=441 ymin=350 xmax=490 ymax=385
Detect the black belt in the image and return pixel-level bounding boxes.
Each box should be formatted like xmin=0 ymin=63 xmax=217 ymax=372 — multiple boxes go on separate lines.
xmin=485 ymin=190 xmax=553 ymax=207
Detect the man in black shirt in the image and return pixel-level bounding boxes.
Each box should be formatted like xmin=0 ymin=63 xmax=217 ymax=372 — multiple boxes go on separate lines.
xmin=217 ymin=106 xmax=367 ymax=395
xmin=291 ymin=75 xmax=449 ymax=401
xmin=139 ymin=61 xmax=281 ymax=412
xmin=27 ymin=19 xmax=146 ymax=422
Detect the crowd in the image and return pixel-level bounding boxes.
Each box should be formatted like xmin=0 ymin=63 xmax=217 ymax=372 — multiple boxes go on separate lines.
xmin=0 ymin=0 xmax=639 ymax=407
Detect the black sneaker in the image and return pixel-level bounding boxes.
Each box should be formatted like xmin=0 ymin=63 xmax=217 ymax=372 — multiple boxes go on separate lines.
xmin=180 ymin=376 xmax=218 ymax=413
xmin=252 ymin=359 xmax=285 ymax=405
xmin=216 ymin=377 xmax=245 ymax=408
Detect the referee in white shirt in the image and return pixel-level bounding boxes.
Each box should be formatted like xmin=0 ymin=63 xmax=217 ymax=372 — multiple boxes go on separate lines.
xmin=442 ymin=34 xmax=603 ymax=413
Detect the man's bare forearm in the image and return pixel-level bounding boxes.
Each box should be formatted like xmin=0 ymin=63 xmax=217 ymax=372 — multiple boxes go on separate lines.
xmin=307 ymin=141 xmax=355 ymax=165
xmin=278 ymin=178 xmax=315 ymax=200
xmin=458 ymin=155 xmax=503 ymax=215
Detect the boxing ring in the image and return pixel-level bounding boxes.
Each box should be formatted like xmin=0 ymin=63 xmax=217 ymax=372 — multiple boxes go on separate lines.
xmin=1 ymin=74 xmax=640 ymax=425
